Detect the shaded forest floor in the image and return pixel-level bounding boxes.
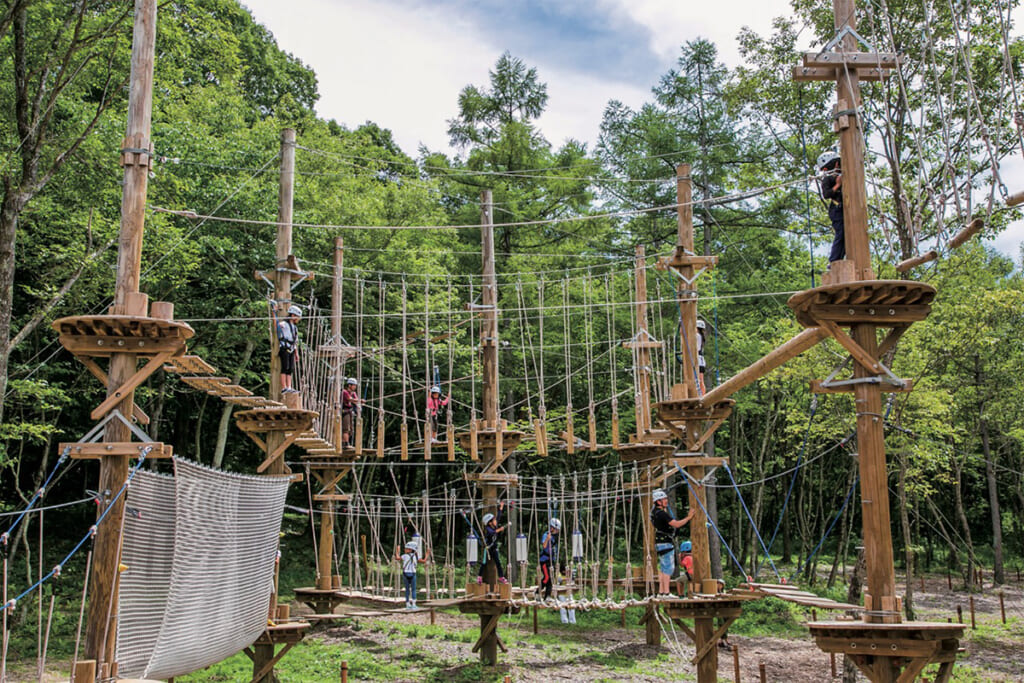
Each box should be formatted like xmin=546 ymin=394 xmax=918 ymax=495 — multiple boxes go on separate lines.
xmin=7 ymin=573 xmax=1024 ymax=681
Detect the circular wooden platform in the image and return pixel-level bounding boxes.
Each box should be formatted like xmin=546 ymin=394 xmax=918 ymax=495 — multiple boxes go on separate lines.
xmin=654 ymin=398 xmax=735 ymax=423
xmin=786 ymin=280 xmax=936 ymax=328
xmin=52 ymin=314 xmax=194 ymax=358
xmin=235 ymin=408 xmax=318 ymax=433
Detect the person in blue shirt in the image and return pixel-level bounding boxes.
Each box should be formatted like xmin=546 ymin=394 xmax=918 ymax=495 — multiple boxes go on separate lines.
xmin=538 ymin=518 xmax=561 ymax=602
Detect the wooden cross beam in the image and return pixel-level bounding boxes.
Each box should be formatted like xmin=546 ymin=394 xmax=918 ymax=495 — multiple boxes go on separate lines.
xmin=258 ymin=430 xmax=304 ymax=473
xmin=90 ymin=351 xmax=176 ymax=420
xmin=76 ymin=357 xmax=149 ymax=424
xmin=471 ymin=613 xmax=501 ymax=653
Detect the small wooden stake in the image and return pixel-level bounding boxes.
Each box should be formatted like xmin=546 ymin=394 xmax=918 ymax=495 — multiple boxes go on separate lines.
xmin=969 ymin=595 xmax=976 ymax=629
xmin=999 ymin=591 xmax=1006 ymax=624
xmin=354 ymin=416 xmax=363 ymax=456
xmin=947 ymin=571 xmax=952 ymax=590
xmin=400 ymin=421 xmax=409 ymax=461
xmin=565 ymin=414 xmax=575 ymax=455
xmin=533 ymin=605 xmax=539 ymax=634
xmin=340 ymin=660 xmax=348 ymax=683
xmin=830 ymin=652 xmax=837 ymax=677
xmin=759 ymin=660 xmax=767 ymax=683
xmin=956 ymin=604 xmax=963 ymax=623
xmin=376 ymin=417 xmax=385 ymax=458
xmin=733 ymin=645 xmax=741 ymax=682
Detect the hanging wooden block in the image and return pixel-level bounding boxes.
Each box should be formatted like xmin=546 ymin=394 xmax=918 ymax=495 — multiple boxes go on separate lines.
xmin=1006 ymin=190 xmax=1024 ymax=206
xmin=446 ymin=423 xmax=456 ymax=461
xmin=354 ymin=416 xmax=363 ymax=456
xmin=611 ymin=410 xmax=620 ymax=449
xmin=424 ymin=428 xmax=432 ymax=461
xmin=376 ymin=417 xmax=385 ymax=458
xmin=588 ymin=410 xmax=597 ymax=451
xmin=565 ymin=414 xmax=575 ymax=455
xmin=495 ymin=423 xmax=503 ymax=461
xmin=469 ymin=419 xmax=479 ymax=461
xmin=895 ymin=250 xmax=938 ymax=273
xmin=948 ymin=217 xmax=984 ymax=249
xmin=400 ymin=421 xmax=409 ymax=461
xmin=534 ymin=419 xmax=548 ymax=457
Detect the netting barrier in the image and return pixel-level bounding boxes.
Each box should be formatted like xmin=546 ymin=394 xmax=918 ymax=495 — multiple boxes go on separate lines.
xmin=116 ymin=458 xmax=291 ymax=679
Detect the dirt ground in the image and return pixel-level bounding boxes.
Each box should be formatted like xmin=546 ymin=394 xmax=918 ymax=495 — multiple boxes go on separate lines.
xmin=301 ymin=574 xmax=1024 ymax=682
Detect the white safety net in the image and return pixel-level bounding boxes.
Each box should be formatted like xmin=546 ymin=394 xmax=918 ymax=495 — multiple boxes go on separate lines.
xmin=117 ymin=458 xmax=291 ymax=679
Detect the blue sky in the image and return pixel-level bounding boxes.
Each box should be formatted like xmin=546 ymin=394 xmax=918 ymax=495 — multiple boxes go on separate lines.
xmin=241 ymin=0 xmax=1023 ymax=263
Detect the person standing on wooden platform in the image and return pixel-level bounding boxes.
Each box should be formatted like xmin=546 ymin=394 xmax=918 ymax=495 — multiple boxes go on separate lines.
xmin=340 ymin=377 xmax=362 ymax=447
xmin=538 ymin=517 xmax=561 ymax=603
xmin=477 ymin=501 xmax=510 ymax=585
xmin=278 ymin=305 xmax=302 ymax=394
xmin=427 ymin=385 xmax=449 ymax=442
xmin=396 ymin=541 xmax=430 ymax=609
xmin=650 ymin=488 xmax=694 ymax=598
xmin=817 ymin=150 xmax=845 ymax=265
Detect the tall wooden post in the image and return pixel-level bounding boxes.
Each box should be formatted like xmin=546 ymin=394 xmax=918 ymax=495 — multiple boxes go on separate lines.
xmin=675 ymin=164 xmax=699 ymax=401
xmin=269 ymin=128 xmax=296 ymax=404
xmin=84 ymin=0 xmax=157 ymax=672
xmin=633 ymin=247 xmax=654 ymax=438
xmin=830 ymin=0 xmax=898 ymax=624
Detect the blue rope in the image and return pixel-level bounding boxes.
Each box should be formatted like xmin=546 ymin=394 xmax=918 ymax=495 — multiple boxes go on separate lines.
xmin=3 ymin=447 xmax=152 ymax=611
xmin=677 ymin=465 xmax=747 ymax=578
xmin=763 ymin=397 xmax=819 ymax=559
xmin=1 ymin=446 xmax=72 ymax=544
xmin=723 ymin=464 xmax=782 ymax=582
xmin=790 ymin=474 xmax=859 ymax=582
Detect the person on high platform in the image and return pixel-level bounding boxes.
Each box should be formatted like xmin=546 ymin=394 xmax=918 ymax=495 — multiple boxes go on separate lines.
xmin=426 ymin=385 xmax=450 ymax=442
xmin=817 ymin=150 xmax=845 ymax=265
xmin=650 ymin=488 xmax=695 ymax=599
xmin=277 ymin=305 xmax=302 ymax=394
xmin=340 ymin=377 xmax=363 ymax=447
xmin=696 ymin=318 xmax=707 ymax=394
xmin=477 ymin=500 xmax=510 ymax=585
xmin=538 ymin=517 xmax=561 ymax=602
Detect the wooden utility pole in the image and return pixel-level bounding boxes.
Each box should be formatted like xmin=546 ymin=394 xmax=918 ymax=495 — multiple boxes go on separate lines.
xmin=84 ymin=0 xmax=157 ymax=672
xmin=269 ymin=128 xmax=296 ymax=404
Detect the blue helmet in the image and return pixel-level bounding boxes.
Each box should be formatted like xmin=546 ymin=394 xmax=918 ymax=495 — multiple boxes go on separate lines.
xmin=679 ymin=541 xmax=692 ymax=552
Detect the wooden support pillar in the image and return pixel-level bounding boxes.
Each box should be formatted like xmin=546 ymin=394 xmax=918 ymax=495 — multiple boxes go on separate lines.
xmin=83 ymin=0 xmax=157 ymax=671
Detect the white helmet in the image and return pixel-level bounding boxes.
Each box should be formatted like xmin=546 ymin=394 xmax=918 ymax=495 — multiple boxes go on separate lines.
xmin=817 ymin=150 xmax=840 ymax=170
xmin=346 ymin=377 xmax=357 ymax=386
xmin=549 ymin=518 xmax=562 ymax=530
xmin=287 ymin=304 xmax=302 ymax=317
xmin=405 ymin=541 xmax=417 ymax=550
xmin=482 ymin=513 xmax=495 ymax=525
xmin=696 ymin=318 xmax=706 ymax=331
xmin=652 ymin=488 xmax=668 ymax=503
xmin=431 ymin=385 xmax=441 ymax=394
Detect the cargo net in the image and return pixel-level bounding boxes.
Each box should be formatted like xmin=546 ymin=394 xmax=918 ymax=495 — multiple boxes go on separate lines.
xmin=116 ymin=457 xmax=290 ymax=680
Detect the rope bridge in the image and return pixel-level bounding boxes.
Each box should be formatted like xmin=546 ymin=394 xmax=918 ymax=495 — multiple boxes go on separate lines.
xmin=116 ymin=458 xmax=291 ymax=680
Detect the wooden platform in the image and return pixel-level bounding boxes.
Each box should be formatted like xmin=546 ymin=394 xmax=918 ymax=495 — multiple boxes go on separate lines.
xmin=655 ymin=398 xmax=735 ymax=422
xmin=736 ymin=582 xmax=862 ymax=611
xmin=787 ymin=280 xmax=936 ymax=328
xmin=616 ymin=442 xmax=676 ymax=463
xmin=52 ymin=314 xmax=194 ymax=358
xmin=235 ymin=408 xmax=318 ymax=434
xmin=808 ymin=620 xmax=964 ymax=682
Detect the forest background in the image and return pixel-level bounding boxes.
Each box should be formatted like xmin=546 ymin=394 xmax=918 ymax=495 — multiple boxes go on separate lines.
xmin=0 ymin=0 xmax=1023 ymax=634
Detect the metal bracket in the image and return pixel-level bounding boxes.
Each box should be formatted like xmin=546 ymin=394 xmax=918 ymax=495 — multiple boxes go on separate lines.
xmin=819 ymin=25 xmax=876 ymax=54
xmin=665 ymin=267 xmax=708 ymax=286
xmin=78 ymin=409 xmax=155 ymax=444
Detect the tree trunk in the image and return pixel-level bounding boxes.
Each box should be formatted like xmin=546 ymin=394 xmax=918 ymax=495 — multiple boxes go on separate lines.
xmin=924 ymin=495 xmax=963 ymax=578
xmin=898 ymin=451 xmax=915 ymax=620
xmin=212 ymin=336 xmax=257 ymax=469
xmin=0 ymin=192 xmax=23 ymax=429
xmin=193 ymin=394 xmax=208 ymax=463
xmin=827 ymin=464 xmax=857 ymax=588
xmin=980 ymin=416 xmax=1004 ymax=585
xmin=952 ymin=458 xmax=976 ymax=588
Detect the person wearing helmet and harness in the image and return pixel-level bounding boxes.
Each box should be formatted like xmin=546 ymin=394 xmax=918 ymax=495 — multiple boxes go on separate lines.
xmin=395 ymin=540 xmax=430 ymax=609
xmin=277 ymin=305 xmax=302 ymax=394
xmin=817 ymin=150 xmax=845 ymax=265
xmin=650 ymin=488 xmax=695 ymax=598
xmin=477 ymin=500 xmax=510 ymax=585
xmin=426 ymin=385 xmax=449 ymax=442
xmin=340 ymin=377 xmax=363 ymax=447
xmin=696 ymin=318 xmax=708 ymax=394
xmin=538 ymin=517 xmax=561 ymax=602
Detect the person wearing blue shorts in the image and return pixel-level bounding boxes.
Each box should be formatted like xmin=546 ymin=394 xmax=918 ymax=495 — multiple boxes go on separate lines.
xmin=650 ymin=488 xmax=694 ymax=598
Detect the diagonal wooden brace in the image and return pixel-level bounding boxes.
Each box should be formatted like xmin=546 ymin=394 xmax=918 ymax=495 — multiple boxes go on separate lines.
xmin=77 ymin=357 xmax=150 ymax=424
xmin=257 ymin=430 xmax=304 ymax=473
xmin=689 ymin=616 xmax=737 ymax=665
xmin=91 ymin=351 xmax=175 ymax=421
xmin=243 ymin=432 xmax=268 ymax=453
xmin=814 ymin=318 xmax=883 ymax=375
xmin=314 ymin=468 xmax=351 ymax=496
xmin=471 ymin=613 xmax=501 ymax=653
xmin=248 ymin=642 xmax=297 ymax=683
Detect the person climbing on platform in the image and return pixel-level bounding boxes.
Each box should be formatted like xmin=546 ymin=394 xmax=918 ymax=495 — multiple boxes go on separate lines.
xmin=817 ymin=150 xmax=845 ymax=265
xmin=277 ymin=305 xmax=302 ymax=395
xmin=340 ymin=377 xmax=363 ymax=447
xmin=696 ymin=318 xmax=708 ymax=394
xmin=538 ymin=517 xmax=561 ymax=603
xmin=477 ymin=500 xmax=509 ymax=585
xmin=396 ymin=540 xmax=430 ymax=609
xmin=426 ymin=385 xmax=449 ymax=442
xmin=650 ymin=488 xmax=695 ymax=598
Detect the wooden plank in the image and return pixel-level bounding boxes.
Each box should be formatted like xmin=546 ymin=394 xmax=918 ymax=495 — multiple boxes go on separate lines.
xmin=811 ymin=379 xmax=913 ymax=394
xmin=793 ymin=66 xmax=891 ymax=81
xmin=61 ymin=335 xmax=184 ymax=357
xmin=62 ymin=442 xmax=172 ymax=459
xmin=802 ymin=51 xmax=899 ymax=68
xmin=813 ymin=636 xmax=939 ymax=658
xmin=807 ymin=304 xmax=931 ymax=324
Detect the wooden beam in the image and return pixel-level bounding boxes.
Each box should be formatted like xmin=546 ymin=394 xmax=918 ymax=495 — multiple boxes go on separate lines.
xmin=701 ymin=327 xmax=830 ymax=406
xmin=802 ymin=51 xmax=899 ymax=68
xmin=815 ymin=318 xmax=883 ymax=374
xmin=807 ymin=304 xmax=931 ymax=324
xmin=77 ymin=357 xmax=149 ymax=424
xmin=895 ymin=250 xmax=938 ymax=273
xmin=793 ymin=66 xmax=891 ymax=81
xmin=948 ymin=217 xmax=984 ymax=249
xmin=90 ymin=351 xmax=174 ymax=420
